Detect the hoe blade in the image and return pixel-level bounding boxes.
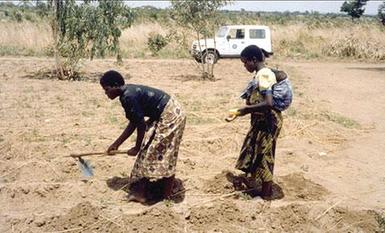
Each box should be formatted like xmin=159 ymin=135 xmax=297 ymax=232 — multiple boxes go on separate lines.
xmin=78 ymin=157 xmax=94 ymax=177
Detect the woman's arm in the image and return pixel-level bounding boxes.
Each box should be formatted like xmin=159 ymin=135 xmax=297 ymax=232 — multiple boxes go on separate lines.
xmin=134 ymin=122 xmax=146 ymax=150
xmin=126 ymin=121 xmax=146 ymax=156
xmin=108 ymin=122 xmax=136 ymax=154
xmin=239 ymin=95 xmax=273 ymax=116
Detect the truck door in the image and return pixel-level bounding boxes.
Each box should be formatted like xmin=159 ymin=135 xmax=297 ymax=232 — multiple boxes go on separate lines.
xmin=225 ymin=28 xmax=246 ymax=56
xmin=249 ymin=28 xmax=272 ymax=53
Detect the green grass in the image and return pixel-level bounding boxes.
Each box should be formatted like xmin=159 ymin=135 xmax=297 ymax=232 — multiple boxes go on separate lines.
xmin=81 ymin=111 xmax=95 ymax=117
xmin=376 ymin=213 xmax=385 ymax=233
xmin=286 ymin=107 xmax=297 ymax=117
xmin=26 ymin=128 xmax=45 ymax=142
xmin=109 ymin=115 xmax=119 ymax=125
xmin=163 ymin=199 xmax=174 ymax=207
xmin=156 ymin=47 xmax=190 ymax=59
xmin=238 ymin=192 xmax=253 ymax=200
xmin=320 ymin=111 xmax=360 ymax=129
xmin=0 ymin=45 xmax=50 ymax=57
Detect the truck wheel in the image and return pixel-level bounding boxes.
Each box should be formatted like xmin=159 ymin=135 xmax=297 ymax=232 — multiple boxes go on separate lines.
xmin=202 ymin=50 xmax=218 ymax=64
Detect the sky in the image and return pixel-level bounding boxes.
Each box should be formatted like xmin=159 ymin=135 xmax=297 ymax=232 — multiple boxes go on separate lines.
xmin=124 ymin=0 xmax=383 ymax=15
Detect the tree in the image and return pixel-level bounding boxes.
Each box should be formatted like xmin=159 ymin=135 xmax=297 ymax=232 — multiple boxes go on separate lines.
xmin=48 ymin=0 xmax=134 ymax=80
xmin=35 ymin=0 xmax=50 ymax=18
xmin=378 ymin=1 xmax=385 ymax=25
xmin=340 ymin=0 xmax=369 ymax=20
xmin=171 ymin=0 xmax=231 ymax=80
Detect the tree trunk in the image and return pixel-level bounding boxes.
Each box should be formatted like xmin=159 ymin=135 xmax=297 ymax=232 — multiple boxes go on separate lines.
xmin=50 ymin=0 xmax=64 ymax=80
xmin=196 ymin=31 xmax=206 ymax=77
xmin=211 ymin=24 xmax=217 ymax=80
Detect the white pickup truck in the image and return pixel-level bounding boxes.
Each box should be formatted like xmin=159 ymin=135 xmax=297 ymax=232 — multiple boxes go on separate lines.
xmin=190 ymin=25 xmax=272 ymax=64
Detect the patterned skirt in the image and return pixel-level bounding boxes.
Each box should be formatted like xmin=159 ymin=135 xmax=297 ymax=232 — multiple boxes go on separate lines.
xmin=235 ymin=110 xmax=283 ymax=183
xmin=130 ymin=97 xmax=186 ymax=182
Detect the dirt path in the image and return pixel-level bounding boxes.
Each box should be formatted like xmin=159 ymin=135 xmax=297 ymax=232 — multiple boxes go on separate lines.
xmin=0 ymin=57 xmax=384 ymax=232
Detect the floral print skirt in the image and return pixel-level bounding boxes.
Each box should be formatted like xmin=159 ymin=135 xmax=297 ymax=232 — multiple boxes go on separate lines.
xmin=131 ymin=97 xmax=186 ymax=182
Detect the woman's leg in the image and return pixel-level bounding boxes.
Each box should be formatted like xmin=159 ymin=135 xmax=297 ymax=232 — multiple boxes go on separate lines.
xmin=260 ymin=139 xmax=277 ymax=198
xmin=250 ymin=131 xmax=275 ymax=199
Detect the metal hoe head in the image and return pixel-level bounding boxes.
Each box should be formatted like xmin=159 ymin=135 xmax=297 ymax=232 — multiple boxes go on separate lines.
xmin=78 ymin=157 xmax=94 ymax=177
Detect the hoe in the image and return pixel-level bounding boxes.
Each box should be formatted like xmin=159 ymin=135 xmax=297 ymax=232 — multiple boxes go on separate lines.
xmin=69 ymin=150 xmax=128 ymax=177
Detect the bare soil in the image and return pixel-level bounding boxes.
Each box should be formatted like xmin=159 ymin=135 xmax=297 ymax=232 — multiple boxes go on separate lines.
xmin=0 ymin=57 xmax=384 ymax=232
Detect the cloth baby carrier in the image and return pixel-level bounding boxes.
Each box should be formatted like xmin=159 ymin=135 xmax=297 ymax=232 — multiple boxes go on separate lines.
xmin=240 ymin=68 xmax=293 ymax=111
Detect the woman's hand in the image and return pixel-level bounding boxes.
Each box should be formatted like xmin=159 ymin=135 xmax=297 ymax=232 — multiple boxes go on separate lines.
xmin=238 ymin=108 xmax=247 ymax=116
xmin=107 ymin=143 xmax=119 ymax=155
xmin=225 ymin=108 xmax=241 ymax=122
xmin=127 ymin=146 xmax=140 ymax=156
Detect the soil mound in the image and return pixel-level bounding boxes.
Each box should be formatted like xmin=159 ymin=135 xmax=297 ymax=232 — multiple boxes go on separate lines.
xmin=42 ymin=202 xmax=108 ymax=233
xmin=277 ymin=173 xmax=329 ymax=201
xmin=124 ymin=206 xmax=183 ymax=233
xmin=188 ymin=200 xmax=248 ymax=232
xmin=203 ymin=170 xmax=237 ymax=194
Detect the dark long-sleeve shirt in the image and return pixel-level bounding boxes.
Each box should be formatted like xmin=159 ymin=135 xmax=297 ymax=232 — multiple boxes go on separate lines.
xmin=119 ymin=84 xmax=170 ymax=125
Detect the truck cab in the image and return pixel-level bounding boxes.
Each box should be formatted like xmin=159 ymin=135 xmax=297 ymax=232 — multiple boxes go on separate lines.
xmin=191 ymin=25 xmax=272 ymax=64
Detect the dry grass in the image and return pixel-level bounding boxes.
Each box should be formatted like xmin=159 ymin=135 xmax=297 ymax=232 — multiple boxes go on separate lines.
xmin=121 ymin=22 xmax=166 ymax=46
xmin=0 ymin=21 xmax=51 ymax=49
xmin=0 ymin=20 xmax=384 ymax=60
xmin=271 ymin=22 xmax=385 ymax=60
xmin=119 ymin=22 xmax=166 ymax=57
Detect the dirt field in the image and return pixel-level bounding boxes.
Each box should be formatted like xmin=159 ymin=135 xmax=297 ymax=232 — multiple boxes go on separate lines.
xmin=0 ymin=57 xmax=384 ymax=232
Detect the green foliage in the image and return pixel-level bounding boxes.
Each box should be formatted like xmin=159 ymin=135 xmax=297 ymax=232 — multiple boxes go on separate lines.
xmin=35 ymin=0 xmax=50 ymax=18
xmin=133 ymin=6 xmax=171 ymax=25
xmin=10 ymin=9 xmax=23 ymax=22
xmin=378 ymin=2 xmax=385 ymax=25
xmin=340 ymin=0 xmax=368 ymax=20
xmin=171 ymin=0 xmax=230 ymax=36
xmin=171 ymin=0 xmax=231 ymax=80
xmin=48 ymin=0 xmax=134 ymax=80
xmin=320 ymin=111 xmax=360 ymax=128
xmin=147 ymin=33 xmax=169 ymax=56
xmin=0 ymin=1 xmax=47 ymax=22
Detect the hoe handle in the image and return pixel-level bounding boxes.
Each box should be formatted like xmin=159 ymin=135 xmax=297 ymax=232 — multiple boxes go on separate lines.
xmin=69 ymin=150 xmax=128 ymax=158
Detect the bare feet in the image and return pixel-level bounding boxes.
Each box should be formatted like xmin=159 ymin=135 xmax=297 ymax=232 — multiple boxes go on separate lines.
xmin=127 ymin=192 xmax=146 ymax=203
xmin=128 ymin=179 xmax=147 ymax=203
xmin=232 ymin=175 xmax=255 ymax=190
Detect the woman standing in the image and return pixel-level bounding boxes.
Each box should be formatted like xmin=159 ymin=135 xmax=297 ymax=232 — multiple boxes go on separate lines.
xmin=228 ymin=45 xmax=291 ymax=199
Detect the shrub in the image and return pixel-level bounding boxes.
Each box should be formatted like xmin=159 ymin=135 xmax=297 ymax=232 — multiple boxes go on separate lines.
xmin=147 ymin=33 xmax=169 ymax=56
xmin=49 ymin=0 xmax=134 ymax=80
xmin=13 ymin=10 xmax=23 ymax=22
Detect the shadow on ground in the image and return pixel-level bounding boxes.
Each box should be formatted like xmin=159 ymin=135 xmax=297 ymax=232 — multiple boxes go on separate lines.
xmin=106 ymin=176 xmax=185 ymax=205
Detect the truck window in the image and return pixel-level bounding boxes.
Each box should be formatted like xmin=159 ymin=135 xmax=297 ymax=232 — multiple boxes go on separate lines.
xmin=228 ymin=28 xmax=245 ymax=39
xmin=249 ymin=29 xmax=266 ymax=39
xmin=216 ymin=26 xmax=228 ymax=37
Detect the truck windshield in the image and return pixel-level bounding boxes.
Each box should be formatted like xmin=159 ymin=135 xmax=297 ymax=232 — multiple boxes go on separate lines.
xmin=216 ymin=26 xmax=228 ymax=38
